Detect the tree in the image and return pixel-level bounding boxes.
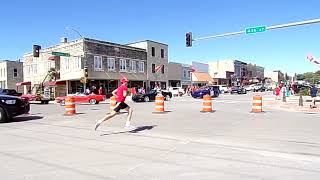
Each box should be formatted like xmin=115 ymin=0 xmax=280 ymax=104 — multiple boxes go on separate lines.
xmin=296 ymin=74 xmax=304 ymax=80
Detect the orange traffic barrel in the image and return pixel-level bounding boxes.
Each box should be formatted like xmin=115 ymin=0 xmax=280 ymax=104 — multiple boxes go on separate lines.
xmin=252 ymin=95 xmax=263 ymax=113
xmin=201 ymin=94 xmax=213 ymax=112
xmin=154 ymin=94 xmax=165 ymax=113
xmin=64 ymin=97 xmax=76 ymax=116
xmin=110 ymin=96 xmax=117 ymax=111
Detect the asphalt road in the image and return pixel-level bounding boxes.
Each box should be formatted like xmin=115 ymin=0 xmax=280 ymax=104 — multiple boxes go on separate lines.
xmin=0 ymin=92 xmax=320 ymax=180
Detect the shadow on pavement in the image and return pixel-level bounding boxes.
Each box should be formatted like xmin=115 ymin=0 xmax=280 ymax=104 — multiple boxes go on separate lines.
xmin=100 ymin=125 xmax=157 ymax=136
xmin=7 ymin=115 xmax=44 ymax=123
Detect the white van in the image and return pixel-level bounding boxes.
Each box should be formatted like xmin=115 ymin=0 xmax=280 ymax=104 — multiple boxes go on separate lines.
xmin=217 ymin=85 xmax=228 ymax=93
xmin=168 ymin=87 xmax=185 ymax=97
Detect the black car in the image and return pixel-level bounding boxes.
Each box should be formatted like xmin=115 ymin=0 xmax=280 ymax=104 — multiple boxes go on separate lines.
xmin=230 ymin=86 xmax=247 ymax=94
xmin=0 ymin=95 xmax=30 ymax=123
xmin=0 ymin=89 xmax=22 ymax=96
xmin=132 ymin=90 xmax=172 ymax=102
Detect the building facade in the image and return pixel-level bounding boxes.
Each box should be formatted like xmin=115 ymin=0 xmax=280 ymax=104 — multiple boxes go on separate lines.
xmin=247 ymin=63 xmax=265 ymax=83
xmin=208 ymin=60 xmax=248 ymax=86
xmin=127 ymin=40 xmax=169 ymax=90
xmin=168 ymin=62 xmax=182 ymax=87
xmin=23 ymin=38 xmax=148 ymax=97
xmin=0 ymin=60 xmax=23 ymax=92
xmin=265 ymin=70 xmax=285 ymax=84
xmin=181 ymin=63 xmax=192 ymax=89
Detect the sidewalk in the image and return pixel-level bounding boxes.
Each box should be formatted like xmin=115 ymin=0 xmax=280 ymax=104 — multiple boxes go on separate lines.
xmin=264 ymin=99 xmax=320 ymax=113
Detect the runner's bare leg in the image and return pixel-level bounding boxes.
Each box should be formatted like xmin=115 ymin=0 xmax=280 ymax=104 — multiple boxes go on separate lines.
xmin=95 ymin=111 xmax=117 ymax=130
xmin=125 ymin=107 xmax=133 ymax=122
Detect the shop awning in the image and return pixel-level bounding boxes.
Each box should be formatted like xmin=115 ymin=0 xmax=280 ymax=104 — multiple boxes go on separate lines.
xmin=16 ymin=81 xmax=31 ymax=86
xmin=192 ymin=72 xmax=214 ymax=83
xmin=44 ymin=81 xmax=66 ymax=86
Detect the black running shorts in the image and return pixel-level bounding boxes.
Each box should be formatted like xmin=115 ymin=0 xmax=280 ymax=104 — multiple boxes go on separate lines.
xmin=113 ymin=102 xmax=129 ymax=112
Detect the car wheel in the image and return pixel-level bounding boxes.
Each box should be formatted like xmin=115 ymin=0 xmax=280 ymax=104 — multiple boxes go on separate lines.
xmin=60 ymin=100 xmax=65 ymax=106
xmin=144 ymin=96 xmax=150 ymax=102
xmin=165 ymin=95 xmax=171 ymax=101
xmin=89 ymin=99 xmax=97 ymax=105
xmin=0 ymin=107 xmax=7 ymax=123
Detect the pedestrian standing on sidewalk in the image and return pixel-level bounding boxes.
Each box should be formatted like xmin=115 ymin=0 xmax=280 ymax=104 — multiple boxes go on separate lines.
xmin=274 ymin=86 xmax=281 ymax=100
xmin=94 ymin=78 xmax=135 ymax=130
xmin=309 ymin=85 xmax=318 ymax=108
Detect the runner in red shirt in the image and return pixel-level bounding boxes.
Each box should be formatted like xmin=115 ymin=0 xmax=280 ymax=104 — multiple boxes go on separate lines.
xmin=95 ymin=78 xmax=134 ymax=130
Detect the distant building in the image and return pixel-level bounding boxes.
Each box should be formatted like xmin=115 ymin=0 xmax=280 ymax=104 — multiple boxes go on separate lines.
xmin=127 ymin=40 xmax=169 ymax=90
xmin=0 ymin=60 xmax=23 ymax=92
xmin=247 ymin=63 xmax=264 ymax=83
xmin=167 ymin=62 xmax=192 ymax=90
xmin=265 ymin=70 xmax=285 ymax=84
xmin=192 ymin=61 xmax=209 ymax=73
xmin=181 ymin=63 xmax=192 ymax=89
xmin=168 ymin=62 xmax=182 ymax=87
xmin=191 ymin=62 xmax=213 ymax=86
xmin=208 ymin=60 xmax=248 ymax=86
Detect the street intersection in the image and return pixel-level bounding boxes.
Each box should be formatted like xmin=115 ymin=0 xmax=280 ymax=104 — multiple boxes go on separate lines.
xmin=0 ymin=92 xmax=320 ymax=179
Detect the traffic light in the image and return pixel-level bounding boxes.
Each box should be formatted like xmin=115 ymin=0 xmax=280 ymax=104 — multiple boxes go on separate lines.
xmin=84 ymin=66 xmax=88 ymax=77
xmin=33 ymin=45 xmax=41 ymax=57
xmin=186 ymin=32 xmax=192 ymax=47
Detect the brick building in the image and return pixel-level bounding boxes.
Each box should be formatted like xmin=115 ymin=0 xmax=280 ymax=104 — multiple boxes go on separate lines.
xmin=0 ymin=60 xmax=23 ymax=92
xmin=23 ymin=38 xmax=148 ymax=97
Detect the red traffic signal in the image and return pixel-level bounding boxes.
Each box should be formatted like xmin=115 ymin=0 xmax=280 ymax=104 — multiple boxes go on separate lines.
xmin=186 ymin=32 xmax=192 ymax=47
xmin=33 ymin=45 xmax=41 ymax=57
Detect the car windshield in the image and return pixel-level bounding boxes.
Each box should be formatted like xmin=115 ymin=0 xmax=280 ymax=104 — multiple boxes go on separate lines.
xmin=148 ymin=90 xmax=156 ymax=94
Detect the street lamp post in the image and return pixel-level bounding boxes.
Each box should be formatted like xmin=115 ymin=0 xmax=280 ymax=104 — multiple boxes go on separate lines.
xmin=66 ymin=27 xmax=86 ymax=93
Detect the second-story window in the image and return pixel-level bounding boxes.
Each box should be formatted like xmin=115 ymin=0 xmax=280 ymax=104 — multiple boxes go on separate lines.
xmin=13 ymin=68 xmax=18 ymax=77
xmin=183 ymin=70 xmax=187 ymax=78
xmin=130 ymin=60 xmax=136 ymax=72
xmin=75 ymin=57 xmax=81 ymax=69
xmin=107 ymin=57 xmax=115 ymax=71
xmin=62 ymin=57 xmax=70 ymax=70
xmin=139 ymin=61 xmax=145 ymax=73
xmin=161 ymin=49 xmax=164 ymax=58
xmin=161 ymin=65 xmax=165 ymax=74
xmin=94 ymin=56 xmax=102 ymax=70
xmin=152 ymin=64 xmax=155 ymax=73
xmin=152 ymin=47 xmax=155 ymax=57
xmin=119 ymin=59 xmax=126 ymax=72
xmin=32 ymin=64 xmax=37 ymax=75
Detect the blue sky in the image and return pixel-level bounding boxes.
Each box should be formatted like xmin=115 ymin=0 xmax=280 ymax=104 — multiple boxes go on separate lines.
xmin=1 ymin=0 xmax=320 ymax=74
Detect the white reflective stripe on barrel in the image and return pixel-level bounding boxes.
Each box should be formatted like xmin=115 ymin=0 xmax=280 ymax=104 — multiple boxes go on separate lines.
xmin=252 ymin=100 xmax=262 ymax=103
xmin=65 ymin=108 xmax=75 ymax=111
xmin=203 ymin=106 xmax=212 ymax=109
xmin=155 ymin=106 xmax=164 ymax=109
xmin=203 ymin=100 xmax=212 ymax=103
xmin=252 ymin=106 xmax=262 ymax=109
xmin=155 ymin=100 xmax=164 ymax=103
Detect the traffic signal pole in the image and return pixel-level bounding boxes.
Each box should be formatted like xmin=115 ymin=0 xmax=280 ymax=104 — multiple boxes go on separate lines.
xmin=192 ymin=18 xmax=320 ymax=41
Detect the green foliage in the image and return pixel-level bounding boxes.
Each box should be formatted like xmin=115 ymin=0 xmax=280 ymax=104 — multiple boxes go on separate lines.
xmin=297 ymin=89 xmax=309 ymax=96
xmin=296 ymin=71 xmax=320 ymax=83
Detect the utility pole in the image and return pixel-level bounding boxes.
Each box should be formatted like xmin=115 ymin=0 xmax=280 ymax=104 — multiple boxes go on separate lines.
xmin=66 ymin=27 xmax=86 ymax=93
xmin=189 ymin=18 xmax=320 ymax=42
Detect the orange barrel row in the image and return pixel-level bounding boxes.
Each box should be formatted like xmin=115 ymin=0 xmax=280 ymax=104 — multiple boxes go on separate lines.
xmin=202 ymin=94 xmax=213 ymax=112
xmin=64 ymin=97 xmax=76 ymax=115
xmin=155 ymin=94 xmax=165 ymax=113
xmin=252 ymin=95 xmax=263 ymax=113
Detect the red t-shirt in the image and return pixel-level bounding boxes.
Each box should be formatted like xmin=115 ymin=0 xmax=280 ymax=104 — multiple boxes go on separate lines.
xmin=116 ymin=84 xmax=128 ymax=102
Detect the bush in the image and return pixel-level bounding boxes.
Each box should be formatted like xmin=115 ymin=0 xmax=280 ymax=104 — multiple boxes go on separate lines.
xmin=297 ymin=89 xmax=309 ymax=96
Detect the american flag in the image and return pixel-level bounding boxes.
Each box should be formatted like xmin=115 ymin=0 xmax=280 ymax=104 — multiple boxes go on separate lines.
xmin=155 ymin=64 xmax=164 ymax=72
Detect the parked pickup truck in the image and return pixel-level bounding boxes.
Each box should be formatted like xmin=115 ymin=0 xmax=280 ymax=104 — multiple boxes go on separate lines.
xmin=0 ymin=89 xmax=22 ymax=96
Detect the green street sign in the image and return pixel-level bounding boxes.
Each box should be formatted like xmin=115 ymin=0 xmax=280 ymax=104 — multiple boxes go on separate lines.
xmin=245 ymin=26 xmax=267 ymax=34
xmin=52 ymin=51 xmax=70 ymax=57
